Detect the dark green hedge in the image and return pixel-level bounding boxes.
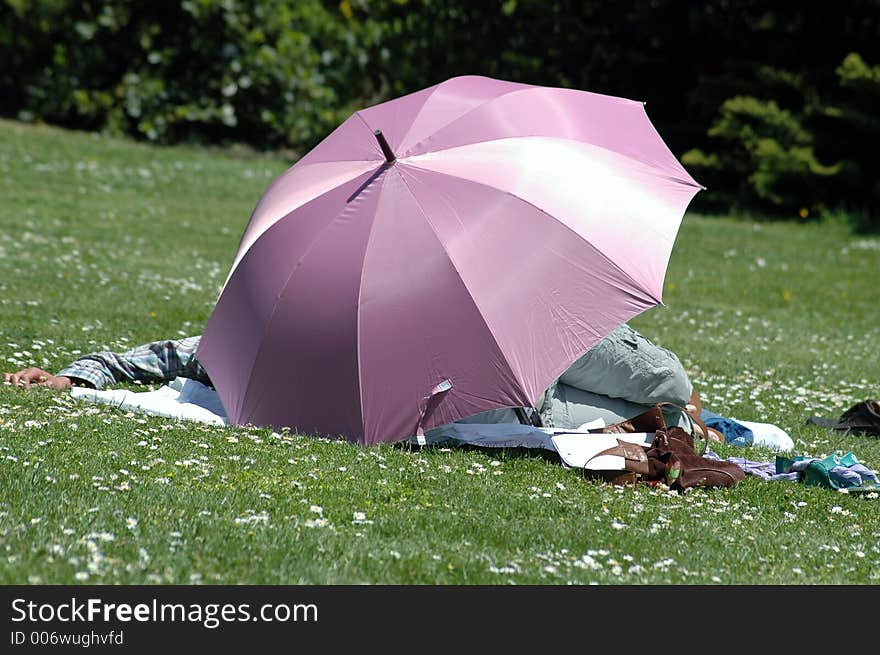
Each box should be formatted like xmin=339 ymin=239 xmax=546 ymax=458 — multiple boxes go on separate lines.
xmin=2 ymin=0 xmax=878 ymax=226
xmin=0 ymin=0 xmax=389 ymax=149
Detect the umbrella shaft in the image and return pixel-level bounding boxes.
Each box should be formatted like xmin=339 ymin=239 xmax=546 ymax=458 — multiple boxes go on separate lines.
xmin=374 ymin=130 xmax=396 ymax=163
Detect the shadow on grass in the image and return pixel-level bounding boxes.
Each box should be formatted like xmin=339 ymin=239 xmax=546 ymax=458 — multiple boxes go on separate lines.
xmin=393 ymin=440 xmax=564 ymax=465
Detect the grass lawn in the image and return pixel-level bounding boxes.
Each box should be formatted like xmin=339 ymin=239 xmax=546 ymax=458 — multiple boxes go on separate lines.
xmin=1 ymin=118 xmax=878 ymax=585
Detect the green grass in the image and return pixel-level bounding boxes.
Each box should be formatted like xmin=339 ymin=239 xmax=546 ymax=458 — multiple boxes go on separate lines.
xmin=1 ymin=118 xmax=879 ymax=584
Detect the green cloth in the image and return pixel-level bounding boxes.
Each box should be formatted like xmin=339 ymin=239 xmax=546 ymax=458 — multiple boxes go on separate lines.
xmin=776 ymin=452 xmax=865 ymax=490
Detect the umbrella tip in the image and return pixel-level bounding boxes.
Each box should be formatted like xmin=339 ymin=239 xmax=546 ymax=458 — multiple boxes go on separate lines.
xmin=373 ymin=130 xmax=396 ymax=164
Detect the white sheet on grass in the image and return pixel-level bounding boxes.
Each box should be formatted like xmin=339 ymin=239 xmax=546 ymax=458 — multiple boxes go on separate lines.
xmin=68 ymin=379 xmax=793 ymax=457
xmin=70 ymin=377 xmax=228 ymax=426
xmin=68 ymin=380 xmax=633 ymax=462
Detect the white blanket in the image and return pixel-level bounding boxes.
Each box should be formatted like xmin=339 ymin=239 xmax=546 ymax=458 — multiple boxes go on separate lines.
xmin=70 ymin=377 xmax=228 ymax=426
xmin=69 ymin=379 xmax=792 ymax=454
xmin=68 ymin=379 xmax=631 ymax=462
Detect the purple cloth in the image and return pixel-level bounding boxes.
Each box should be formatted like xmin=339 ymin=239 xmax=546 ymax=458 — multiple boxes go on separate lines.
xmin=703 ymin=453 xmax=783 ymax=481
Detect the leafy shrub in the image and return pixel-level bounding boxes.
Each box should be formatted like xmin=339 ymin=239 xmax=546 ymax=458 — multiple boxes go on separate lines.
xmin=1 ymin=1 xmax=878 ymax=228
xmin=683 ymin=52 xmax=879 ymax=229
xmin=1 ymin=0 xmax=387 ymax=153
xmin=683 ymin=95 xmax=840 ymax=215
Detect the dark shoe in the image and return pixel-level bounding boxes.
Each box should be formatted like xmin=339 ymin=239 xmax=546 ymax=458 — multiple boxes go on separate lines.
xmin=807 ymin=399 xmax=880 ymax=436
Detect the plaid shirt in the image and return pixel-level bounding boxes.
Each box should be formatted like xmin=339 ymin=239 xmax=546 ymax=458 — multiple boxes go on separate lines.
xmin=56 ymin=336 xmax=211 ymax=389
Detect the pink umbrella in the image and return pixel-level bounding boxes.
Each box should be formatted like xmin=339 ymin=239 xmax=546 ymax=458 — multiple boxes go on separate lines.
xmin=197 ymin=75 xmax=702 ymax=446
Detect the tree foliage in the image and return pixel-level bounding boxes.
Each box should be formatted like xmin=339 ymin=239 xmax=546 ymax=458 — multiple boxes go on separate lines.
xmin=2 ymin=0 xmax=878 ymax=226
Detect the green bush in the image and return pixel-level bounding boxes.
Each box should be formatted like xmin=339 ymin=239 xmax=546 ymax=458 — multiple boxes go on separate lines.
xmin=817 ymin=53 xmax=880 ymax=229
xmin=683 ymin=52 xmax=879 ymax=228
xmin=682 ymin=95 xmax=840 ymax=215
xmin=1 ymin=0 xmax=388 ymax=153
xmin=1 ymin=1 xmax=878 ymax=228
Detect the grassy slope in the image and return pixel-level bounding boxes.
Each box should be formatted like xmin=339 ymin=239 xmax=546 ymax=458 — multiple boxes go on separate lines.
xmin=1 ymin=119 xmax=878 ymax=584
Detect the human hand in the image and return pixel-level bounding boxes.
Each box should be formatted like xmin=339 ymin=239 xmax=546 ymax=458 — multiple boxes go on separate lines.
xmin=3 ymin=367 xmax=72 ymax=390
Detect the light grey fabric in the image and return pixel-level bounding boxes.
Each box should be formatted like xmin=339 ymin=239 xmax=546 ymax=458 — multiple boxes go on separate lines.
xmin=558 ymin=323 xmax=692 ymax=407
xmin=548 ymin=381 xmax=692 ymax=431
xmin=454 ymin=406 xmax=520 ymax=425
xmin=454 ymin=323 xmax=694 ymax=432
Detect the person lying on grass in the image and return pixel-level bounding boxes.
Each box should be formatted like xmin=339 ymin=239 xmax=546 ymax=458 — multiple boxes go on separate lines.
xmin=3 ymin=323 xmax=710 ymax=437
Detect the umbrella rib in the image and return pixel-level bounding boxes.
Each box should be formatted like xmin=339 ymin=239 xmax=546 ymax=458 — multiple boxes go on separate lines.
xmin=353 ymin=172 xmax=393 ymax=440
xmin=352 ymin=79 xmax=512 ymax=157
xmin=224 ymin=159 xmax=384 ymax=289
xmin=394 ymin=83 xmax=699 ymax=187
xmin=393 ymin=168 xmax=536 ymax=404
xmin=358 ymin=83 xmax=699 ymax=186
xmin=233 ymin=170 xmax=385 ymax=426
xmin=400 ymin=163 xmax=666 ymax=306
xmin=291 ymin=157 xmax=381 ymax=171
xmin=391 ymin=81 xmax=446 ymax=152
xmin=274 ymin=156 xmax=380 ymax=185
xmin=353 ymin=111 xmax=385 ymax=160
xmin=398 ymin=83 xmax=533 ymax=158
xmin=409 ymin=134 xmax=701 ymax=190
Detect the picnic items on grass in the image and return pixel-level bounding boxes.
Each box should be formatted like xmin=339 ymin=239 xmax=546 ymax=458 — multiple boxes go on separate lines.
xmin=590 ymin=400 xmax=718 ymax=445
xmin=197 ymin=75 xmax=702 ymax=445
xmin=70 ymin=381 xmax=872 ymax=493
xmin=588 ymin=404 xmax=667 ymax=435
xmin=775 ymin=452 xmax=880 ymax=490
xmin=701 ymin=409 xmax=755 ymax=447
xmin=649 ymin=426 xmax=745 ymax=490
xmin=703 ymin=411 xmax=794 ymax=451
xmin=561 ymin=402 xmax=742 ymax=489
xmin=556 ymin=426 xmax=744 ymax=489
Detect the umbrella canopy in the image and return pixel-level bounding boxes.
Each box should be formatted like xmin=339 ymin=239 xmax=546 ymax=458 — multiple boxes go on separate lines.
xmin=197 ymin=75 xmax=702 ymax=445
